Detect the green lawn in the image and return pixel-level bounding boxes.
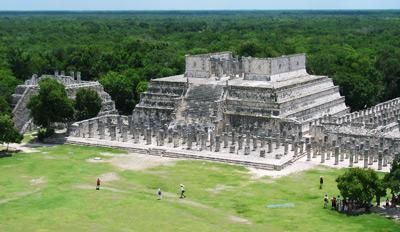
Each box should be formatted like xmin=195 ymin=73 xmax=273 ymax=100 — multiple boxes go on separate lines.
xmin=0 ymin=144 xmax=398 ymax=232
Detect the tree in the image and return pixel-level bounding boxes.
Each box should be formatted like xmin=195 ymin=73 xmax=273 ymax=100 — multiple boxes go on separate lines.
xmin=236 ymin=41 xmax=262 ymax=57
xmin=0 ymin=114 xmax=23 ymax=151
xmin=27 ymin=78 xmax=74 ymax=132
xmin=336 ymin=168 xmax=383 ymax=210
xmin=99 ymin=71 xmax=136 ymax=115
xmin=0 ymin=97 xmax=11 ymax=116
xmin=136 ymin=81 xmax=148 ymax=98
xmin=74 ymin=88 xmax=102 ymax=121
xmin=384 ymin=159 xmax=400 ymax=195
xmin=0 ymin=69 xmax=20 ymax=100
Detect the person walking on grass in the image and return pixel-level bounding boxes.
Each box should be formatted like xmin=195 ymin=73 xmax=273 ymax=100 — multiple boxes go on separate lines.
xmin=180 ymin=184 xmax=186 ymax=199
xmin=96 ymin=178 xmax=101 ymax=190
xmin=157 ymin=188 xmax=162 ymax=200
xmin=324 ymin=194 xmax=329 ymax=208
xmin=319 ymin=176 xmax=324 ymax=189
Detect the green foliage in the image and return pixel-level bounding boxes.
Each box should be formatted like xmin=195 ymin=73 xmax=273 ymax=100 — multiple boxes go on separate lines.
xmin=1 ymin=12 xmax=400 ymax=111
xmin=336 ymin=168 xmax=383 ymax=208
xmin=136 ymin=81 xmax=149 ymax=96
xmin=99 ymin=71 xmax=143 ymax=114
xmin=0 ymin=97 xmax=11 ymax=116
xmin=384 ymin=160 xmax=400 ymax=194
xmin=0 ymin=69 xmax=20 ymax=99
xmin=74 ymin=88 xmax=102 ymax=121
xmin=27 ymin=78 xmax=74 ymax=129
xmin=0 ymin=114 xmax=23 ymax=150
xmin=37 ymin=127 xmax=55 ymax=141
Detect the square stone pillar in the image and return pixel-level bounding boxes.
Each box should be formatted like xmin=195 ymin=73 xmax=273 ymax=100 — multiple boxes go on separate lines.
xmin=349 ymin=146 xmax=354 ymax=167
xmin=284 ymin=140 xmax=289 ymax=156
xmin=378 ymin=151 xmax=383 ymax=170
xmin=173 ymin=131 xmax=179 ymax=148
xmin=252 ymin=136 xmax=258 ymax=151
xmin=363 ymin=149 xmax=369 ymax=168
xmin=334 ymin=146 xmax=339 ymax=165
xmin=244 ymin=145 xmax=250 ymax=155
xmin=354 ymin=145 xmax=359 ymax=163
xmin=245 ymin=132 xmax=251 ymax=146
xmin=267 ymin=138 xmax=273 ymax=153
xmin=223 ymin=132 xmax=228 ymax=148
xmin=157 ymin=129 xmax=164 ymax=146
xmin=187 ymin=132 xmax=193 ymax=150
xmin=215 ymin=135 xmax=221 ymax=152
xmin=122 ymin=125 xmax=128 ymax=142
xmin=98 ymin=121 xmax=105 ymax=140
xmin=368 ymin=146 xmax=374 ymax=165
xmin=238 ymin=135 xmax=243 ymax=150
xmin=134 ymin=128 xmax=140 ymax=144
xmin=200 ymin=133 xmax=207 ymax=151
xmin=88 ymin=121 xmax=94 ymax=138
xmin=260 ymin=149 xmax=266 ymax=158
xmin=146 ymin=128 xmax=152 ymax=145
xmin=320 ymin=144 xmax=325 ymax=163
xmin=229 ymin=145 xmax=235 ymax=154
xmin=275 ymin=134 xmax=280 ymax=149
xmin=109 ymin=125 xmax=117 ymax=141
xmin=306 ymin=143 xmax=311 ymax=161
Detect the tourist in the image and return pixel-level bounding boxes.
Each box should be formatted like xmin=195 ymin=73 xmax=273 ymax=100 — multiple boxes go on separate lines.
xmin=336 ymin=195 xmax=341 ymax=211
xmin=319 ymin=176 xmax=324 ymax=189
xmin=157 ymin=188 xmax=162 ymax=200
xmin=324 ymin=194 xmax=329 ymax=208
xmin=331 ymin=196 xmax=337 ymax=209
xmin=180 ymin=184 xmax=186 ymax=198
xmin=96 ymin=178 xmax=101 ymax=190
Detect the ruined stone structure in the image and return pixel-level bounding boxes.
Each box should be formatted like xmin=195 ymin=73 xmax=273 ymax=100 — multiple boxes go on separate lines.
xmin=64 ymin=52 xmax=400 ymax=171
xmin=132 ymin=52 xmax=348 ymax=133
xmin=11 ymin=71 xmax=117 ymax=133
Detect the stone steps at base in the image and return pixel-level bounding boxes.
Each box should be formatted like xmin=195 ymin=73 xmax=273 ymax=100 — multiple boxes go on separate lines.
xmin=57 ymin=138 xmax=283 ymax=170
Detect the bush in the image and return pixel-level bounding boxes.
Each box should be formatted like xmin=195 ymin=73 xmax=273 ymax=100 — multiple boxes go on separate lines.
xmin=74 ymin=88 xmax=102 ymax=121
xmin=37 ymin=127 xmax=54 ymax=141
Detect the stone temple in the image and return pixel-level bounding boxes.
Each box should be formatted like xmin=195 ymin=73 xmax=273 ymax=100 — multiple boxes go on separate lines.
xmin=59 ymin=52 xmax=399 ymax=171
xmin=11 ymin=71 xmax=117 ymax=133
xmin=132 ymin=52 xmax=348 ymax=133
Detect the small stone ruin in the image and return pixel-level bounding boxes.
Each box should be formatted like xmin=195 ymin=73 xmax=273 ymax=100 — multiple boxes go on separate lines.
xmin=11 ymin=71 xmax=117 ymax=133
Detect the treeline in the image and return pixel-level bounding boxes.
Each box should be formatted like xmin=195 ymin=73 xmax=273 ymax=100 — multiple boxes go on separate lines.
xmin=1 ymin=11 xmax=400 ymax=114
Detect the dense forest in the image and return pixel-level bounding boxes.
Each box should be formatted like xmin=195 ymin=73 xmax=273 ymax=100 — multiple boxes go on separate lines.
xmin=1 ymin=11 xmax=400 ymax=115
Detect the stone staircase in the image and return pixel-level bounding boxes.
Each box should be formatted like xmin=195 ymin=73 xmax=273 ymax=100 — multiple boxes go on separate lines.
xmin=175 ymin=84 xmax=225 ymax=125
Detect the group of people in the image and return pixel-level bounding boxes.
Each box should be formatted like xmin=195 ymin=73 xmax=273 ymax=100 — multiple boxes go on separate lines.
xmin=96 ymin=178 xmax=186 ymax=200
xmin=325 ymin=194 xmax=357 ymax=213
xmin=157 ymin=184 xmax=186 ymax=200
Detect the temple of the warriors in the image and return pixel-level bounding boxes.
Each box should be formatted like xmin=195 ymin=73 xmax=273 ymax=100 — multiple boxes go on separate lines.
xmin=11 ymin=71 xmax=117 ymax=133
xmin=132 ymin=52 xmax=349 ymax=133
xmin=56 ymin=52 xmax=400 ymax=171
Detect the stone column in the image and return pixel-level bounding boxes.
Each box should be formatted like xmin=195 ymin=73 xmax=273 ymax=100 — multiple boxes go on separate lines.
xmin=267 ymin=138 xmax=273 ymax=153
xmin=252 ymin=136 xmax=258 ymax=151
xmin=229 ymin=145 xmax=235 ymax=153
xmin=223 ymin=132 xmax=228 ymax=148
xmin=245 ymin=132 xmax=251 ymax=146
xmin=294 ymin=142 xmax=298 ymax=157
xmin=167 ymin=129 xmax=173 ymax=143
xmin=109 ymin=124 xmax=117 ymax=141
xmin=312 ymin=139 xmax=318 ymax=158
xmin=157 ymin=129 xmax=164 ymax=146
xmin=173 ymin=131 xmax=179 ymax=148
xmin=238 ymin=135 xmax=243 ymax=150
xmin=215 ymin=135 xmax=221 ymax=152
xmin=244 ymin=145 xmax=250 ymax=155
xmin=383 ymin=149 xmax=389 ymax=167
xmin=260 ymin=137 xmax=265 ymax=148
xmin=146 ymin=127 xmax=152 ymax=145
xmin=284 ymin=140 xmax=289 ymax=156
xmin=320 ymin=144 xmax=325 ymax=163
xmin=334 ymin=146 xmax=339 ymax=165
xmin=200 ymin=133 xmax=207 ymax=151
xmin=88 ymin=121 xmax=94 ymax=138
xmin=378 ymin=150 xmax=383 ymax=170
xmin=359 ymin=142 xmax=364 ymax=160
xmin=231 ymin=129 xmax=236 ymax=145
xmin=368 ymin=146 xmax=374 ymax=165
xmin=122 ymin=124 xmax=128 ymax=142
xmin=299 ymin=140 xmax=304 ymax=155
xmin=187 ymin=132 xmax=193 ymax=150
xmin=209 ymin=132 xmax=215 ymax=151
xmin=340 ymin=145 xmax=344 ymax=162
xmin=260 ymin=149 xmax=266 ymax=158
xmin=306 ymin=143 xmax=311 ymax=161
xmin=349 ymin=146 xmax=354 ymax=167
xmin=98 ymin=121 xmax=105 ymax=140
xmin=354 ymin=145 xmax=359 ymax=163
xmin=275 ymin=134 xmax=280 ymax=149
xmin=363 ymin=149 xmax=369 ymax=168
xmin=134 ymin=128 xmax=140 ymax=144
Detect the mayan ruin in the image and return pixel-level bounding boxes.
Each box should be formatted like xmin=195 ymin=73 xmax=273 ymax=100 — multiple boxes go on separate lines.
xmin=63 ymin=52 xmax=399 ymax=171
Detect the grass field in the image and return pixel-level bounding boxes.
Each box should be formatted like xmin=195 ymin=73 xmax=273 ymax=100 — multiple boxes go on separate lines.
xmin=0 ymin=144 xmax=399 ymax=232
